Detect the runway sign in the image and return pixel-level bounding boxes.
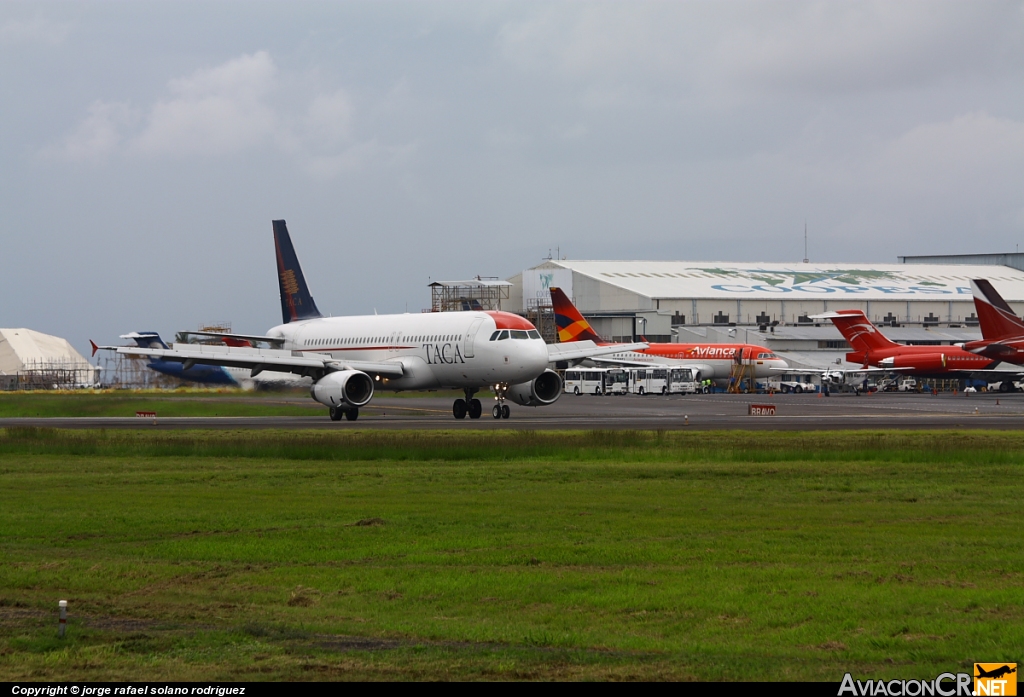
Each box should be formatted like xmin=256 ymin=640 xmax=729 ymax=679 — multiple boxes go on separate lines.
xmin=748 ymin=404 xmax=776 ymax=416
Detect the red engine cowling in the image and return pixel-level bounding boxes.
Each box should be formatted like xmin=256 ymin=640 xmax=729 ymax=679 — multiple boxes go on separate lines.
xmin=880 ymin=353 xmax=947 ymax=371
xmin=311 ymin=370 xmax=374 ymax=408
xmin=508 ymin=369 xmax=562 ymax=407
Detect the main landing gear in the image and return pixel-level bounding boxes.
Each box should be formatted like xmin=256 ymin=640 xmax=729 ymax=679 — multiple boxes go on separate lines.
xmin=329 ymin=406 xmax=359 ymax=421
xmin=491 ymin=383 xmax=510 ymax=419
xmin=453 ymin=388 xmax=483 ymax=420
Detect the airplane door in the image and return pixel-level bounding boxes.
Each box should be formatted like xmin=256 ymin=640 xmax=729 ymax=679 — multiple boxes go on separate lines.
xmin=389 ymin=331 xmax=399 ymax=354
xmin=464 ymin=318 xmax=484 ymax=358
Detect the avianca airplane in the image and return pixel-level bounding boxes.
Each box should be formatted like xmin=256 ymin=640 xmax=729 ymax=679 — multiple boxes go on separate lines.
xmin=549 ymin=287 xmax=789 ymax=383
xmin=95 ymin=221 xmax=642 ymax=421
xmin=811 ymin=310 xmax=1002 ymax=375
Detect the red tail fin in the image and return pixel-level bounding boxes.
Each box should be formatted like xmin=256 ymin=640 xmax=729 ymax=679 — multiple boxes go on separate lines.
xmin=822 ymin=310 xmax=899 ymax=353
xmin=549 ymin=287 xmax=602 ymax=343
xmin=971 ymin=279 xmax=1024 ymax=340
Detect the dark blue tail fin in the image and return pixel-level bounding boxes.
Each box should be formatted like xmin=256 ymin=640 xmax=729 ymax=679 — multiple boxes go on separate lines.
xmin=273 ymin=220 xmax=322 ymax=324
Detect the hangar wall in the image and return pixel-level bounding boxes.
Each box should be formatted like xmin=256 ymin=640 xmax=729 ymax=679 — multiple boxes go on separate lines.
xmin=509 ymin=260 xmax=1024 ymax=337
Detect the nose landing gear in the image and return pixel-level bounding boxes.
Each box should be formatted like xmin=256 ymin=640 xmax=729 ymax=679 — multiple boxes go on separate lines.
xmin=491 ymin=383 xmax=511 ymax=419
xmin=453 ymin=388 xmax=483 ymax=419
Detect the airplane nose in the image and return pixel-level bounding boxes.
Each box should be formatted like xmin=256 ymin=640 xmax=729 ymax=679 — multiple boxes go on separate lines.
xmin=775 ymin=358 xmax=789 ymax=369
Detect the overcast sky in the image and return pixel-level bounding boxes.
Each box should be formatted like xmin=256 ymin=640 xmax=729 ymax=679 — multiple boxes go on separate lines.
xmin=4 ymin=1 xmax=1024 ymax=351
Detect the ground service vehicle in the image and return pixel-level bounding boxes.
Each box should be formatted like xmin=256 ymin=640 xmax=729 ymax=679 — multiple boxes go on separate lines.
xmin=565 ymin=368 xmax=608 ymax=395
xmin=628 ymin=367 xmax=668 ymax=395
xmin=667 ymin=367 xmax=698 ymax=394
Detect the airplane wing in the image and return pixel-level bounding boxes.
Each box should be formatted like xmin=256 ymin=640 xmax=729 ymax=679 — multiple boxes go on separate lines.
xmin=94 ymin=343 xmax=405 ymax=378
xmin=176 ymin=331 xmax=286 ymax=348
xmin=546 ymin=341 xmax=648 ymax=363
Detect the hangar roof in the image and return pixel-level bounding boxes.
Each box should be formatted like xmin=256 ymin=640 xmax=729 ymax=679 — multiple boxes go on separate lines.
xmin=541 ymin=260 xmax=1024 ymax=302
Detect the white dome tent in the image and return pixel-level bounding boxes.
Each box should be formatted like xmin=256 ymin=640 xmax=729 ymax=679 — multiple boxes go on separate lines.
xmin=0 ymin=328 xmax=99 ymax=390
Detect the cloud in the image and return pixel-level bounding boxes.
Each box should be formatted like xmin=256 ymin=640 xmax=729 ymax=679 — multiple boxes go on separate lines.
xmin=132 ymin=51 xmax=278 ymax=156
xmin=45 ymin=51 xmax=398 ymax=176
xmin=0 ymin=16 xmax=71 ymax=46
xmin=874 ymin=111 xmax=1024 ymax=200
xmin=41 ymin=101 xmax=137 ymax=161
xmin=496 ymin=2 xmax=1024 ymax=98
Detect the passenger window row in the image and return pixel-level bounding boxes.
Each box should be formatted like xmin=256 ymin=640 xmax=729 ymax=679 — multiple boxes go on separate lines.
xmin=304 ymin=333 xmax=463 ymax=347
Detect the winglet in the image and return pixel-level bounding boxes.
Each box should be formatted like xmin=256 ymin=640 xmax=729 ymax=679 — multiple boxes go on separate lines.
xmin=90 ymin=340 xmax=99 ymax=357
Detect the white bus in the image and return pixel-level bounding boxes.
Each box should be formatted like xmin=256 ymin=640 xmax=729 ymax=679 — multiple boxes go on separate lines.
xmin=628 ymin=367 xmax=669 ymax=395
xmin=604 ymin=368 xmax=629 ymax=395
xmin=564 ymin=368 xmax=606 ymax=395
xmin=563 ymin=368 xmax=628 ymax=395
xmin=667 ymin=367 xmax=698 ymax=394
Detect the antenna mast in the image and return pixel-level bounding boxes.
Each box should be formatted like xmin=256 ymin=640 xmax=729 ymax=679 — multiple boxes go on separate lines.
xmin=803 ymin=222 xmax=809 ymax=263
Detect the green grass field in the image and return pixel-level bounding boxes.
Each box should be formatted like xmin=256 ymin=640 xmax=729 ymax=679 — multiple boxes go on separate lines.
xmin=1 ymin=429 xmax=1021 ymax=681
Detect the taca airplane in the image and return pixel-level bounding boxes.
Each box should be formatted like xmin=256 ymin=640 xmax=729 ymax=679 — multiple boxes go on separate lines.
xmin=549 ymin=287 xmax=789 ymax=383
xmin=95 ymin=221 xmax=642 ymax=421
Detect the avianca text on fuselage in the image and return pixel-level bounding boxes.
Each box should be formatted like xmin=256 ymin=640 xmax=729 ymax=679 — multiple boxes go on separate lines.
xmin=602 ymin=344 xmax=787 ymax=378
xmin=546 ymin=285 xmax=787 ymax=381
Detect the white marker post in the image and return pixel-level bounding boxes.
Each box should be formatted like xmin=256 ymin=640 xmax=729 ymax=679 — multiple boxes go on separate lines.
xmin=58 ymin=600 xmax=67 ymax=638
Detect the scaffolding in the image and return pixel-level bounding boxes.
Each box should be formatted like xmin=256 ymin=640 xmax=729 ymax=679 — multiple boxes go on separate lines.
xmin=1 ymin=358 xmax=100 ymax=391
xmin=428 ymin=278 xmax=511 ymax=312
xmin=526 ymin=297 xmax=559 ymax=344
xmin=176 ymin=322 xmax=232 ymax=344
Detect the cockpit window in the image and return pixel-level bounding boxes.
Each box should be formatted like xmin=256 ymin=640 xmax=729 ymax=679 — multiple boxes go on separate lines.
xmin=489 ymin=331 xmax=500 ymax=341
xmin=497 ymin=330 xmax=509 ymax=340
xmin=511 ymin=330 xmax=529 ymax=340
xmin=527 ymin=330 xmax=541 ymax=339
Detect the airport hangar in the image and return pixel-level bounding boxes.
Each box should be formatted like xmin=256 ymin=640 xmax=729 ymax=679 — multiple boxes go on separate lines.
xmin=502 ymin=255 xmax=1024 ymax=376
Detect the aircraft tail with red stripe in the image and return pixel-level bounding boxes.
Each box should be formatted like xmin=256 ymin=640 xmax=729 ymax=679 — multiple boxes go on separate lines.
xmin=549 ymin=287 xmax=602 ymax=343
xmin=813 ymin=310 xmax=899 ymax=361
xmin=971 ymin=279 xmax=1024 ymax=341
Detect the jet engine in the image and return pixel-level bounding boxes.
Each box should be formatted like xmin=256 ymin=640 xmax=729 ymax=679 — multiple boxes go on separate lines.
xmin=507 ymin=369 xmax=562 ymax=407
xmin=311 ymin=369 xmax=374 ymax=408
xmin=879 ymin=354 xmax=947 ymax=371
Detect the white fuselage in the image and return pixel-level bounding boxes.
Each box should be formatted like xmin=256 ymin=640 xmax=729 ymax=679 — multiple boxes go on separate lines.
xmin=265 ymin=311 xmax=550 ymax=391
xmin=594 ymin=348 xmax=789 ymax=382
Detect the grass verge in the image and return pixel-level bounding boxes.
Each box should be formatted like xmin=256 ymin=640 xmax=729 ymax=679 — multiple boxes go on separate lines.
xmin=1 ymin=429 xmax=1021 ymax=680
